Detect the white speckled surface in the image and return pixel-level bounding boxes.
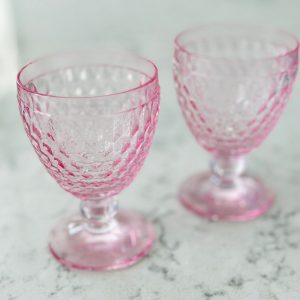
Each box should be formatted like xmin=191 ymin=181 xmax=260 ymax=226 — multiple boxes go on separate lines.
xmin=2 ymin=0 xmax=300 ymax=299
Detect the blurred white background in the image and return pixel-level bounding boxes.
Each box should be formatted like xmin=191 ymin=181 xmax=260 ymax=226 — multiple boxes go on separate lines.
xmin=11 ymin=0 xmax=300 ymax=65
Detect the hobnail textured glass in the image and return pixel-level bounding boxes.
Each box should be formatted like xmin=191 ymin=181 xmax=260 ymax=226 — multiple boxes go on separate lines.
xmin=17 ymin=50 xmax=160 ymax=270
xmin=173 ymin=25 xmax=299 ymax=221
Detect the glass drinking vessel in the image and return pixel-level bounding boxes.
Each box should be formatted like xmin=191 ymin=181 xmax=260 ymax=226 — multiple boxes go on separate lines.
xmin=17 ymin=50 xmax=160 ymax=270
xmin=173 ymin=25 xmax=299 ymax=221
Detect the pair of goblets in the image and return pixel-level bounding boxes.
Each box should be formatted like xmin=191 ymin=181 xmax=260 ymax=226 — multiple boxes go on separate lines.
xmin=16 ymin=25 xmax=299 ymax=271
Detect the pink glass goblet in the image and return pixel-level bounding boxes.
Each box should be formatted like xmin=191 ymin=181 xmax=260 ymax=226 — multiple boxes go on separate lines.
xmin=17 ymin=50 xmax=160 ymax=270
xmin=173 ymin=25 xmax=299 ymax=221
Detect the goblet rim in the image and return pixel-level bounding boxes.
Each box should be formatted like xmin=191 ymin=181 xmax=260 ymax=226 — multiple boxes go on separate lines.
xmin=174 ymin=23 xmax=299 ymax=62
xmin=16 ymin=48 xmax=159 ymax=100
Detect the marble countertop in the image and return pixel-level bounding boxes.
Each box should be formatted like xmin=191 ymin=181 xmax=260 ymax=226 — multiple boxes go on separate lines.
xmin=2 ymin=0 xmax=300 ymax=299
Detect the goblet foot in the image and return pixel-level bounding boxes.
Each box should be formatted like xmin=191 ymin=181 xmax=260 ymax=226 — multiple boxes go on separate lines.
xmin=179 ymin=173 xmax=273 ymax=222
xmin=49 ymin=210 xmax=155 ymax=271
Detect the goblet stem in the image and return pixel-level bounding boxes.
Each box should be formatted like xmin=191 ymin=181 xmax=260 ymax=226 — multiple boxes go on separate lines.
xmin=80 ymin=198 xmax=119 ymax=234
xmin=49 ymin=197 xmax=155 ymax=270
xmin=179 ymin=154 xmax=273 ymax=221
xmin=210 ymin=156 xmax=245 ymax=189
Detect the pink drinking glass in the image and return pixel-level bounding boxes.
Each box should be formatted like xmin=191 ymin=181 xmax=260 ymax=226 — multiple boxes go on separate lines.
xmin=17 ymin=50 xmax=160 ymax=270
xmin=173 ymin=25 xmax=299 ymax=221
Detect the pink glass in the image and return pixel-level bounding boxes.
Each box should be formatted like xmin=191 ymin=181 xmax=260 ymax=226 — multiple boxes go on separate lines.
xmin=173 ymin=25 xmax=299 ymax=221
xmin=17 ymin=50 xmax=160 ymax=270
